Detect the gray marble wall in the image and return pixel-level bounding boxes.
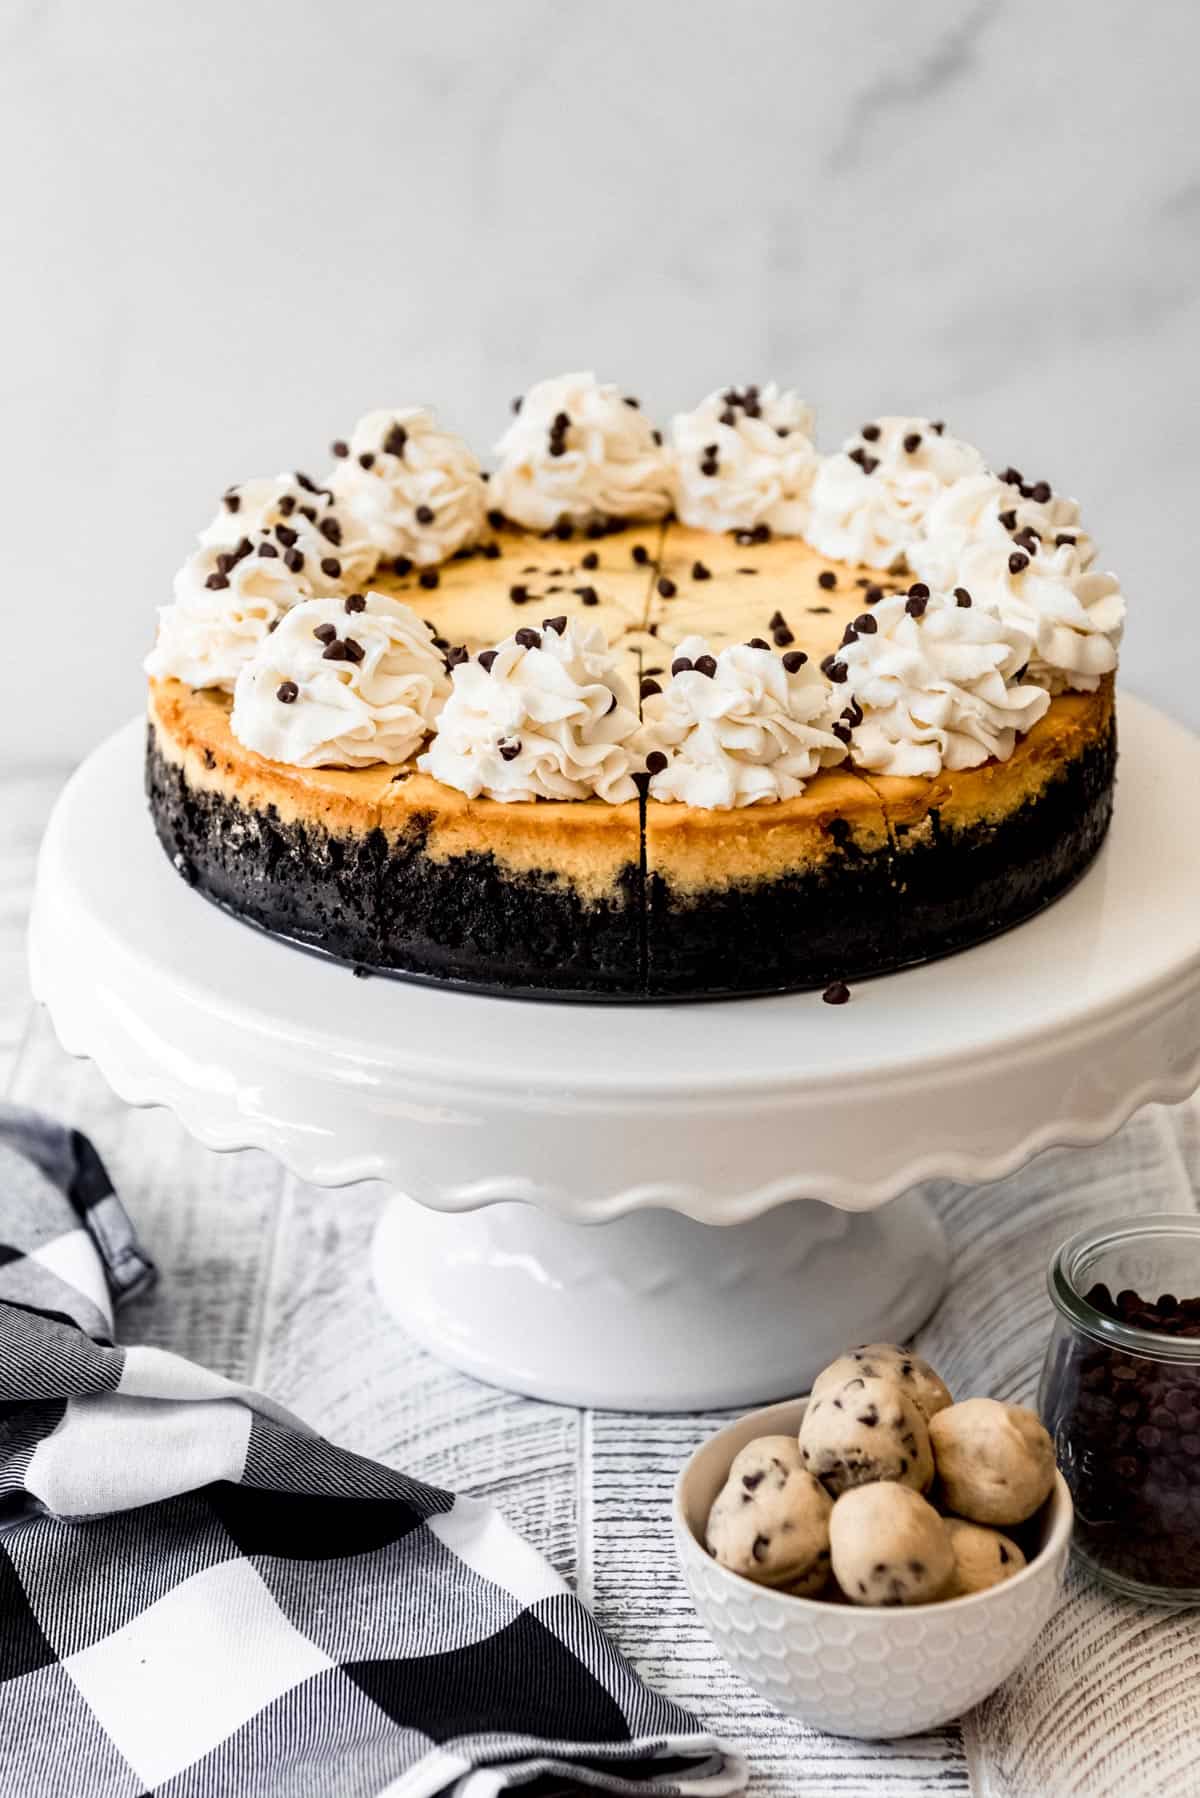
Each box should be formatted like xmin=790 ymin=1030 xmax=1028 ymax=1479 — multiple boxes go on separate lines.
xmin=3 ymin=0 xmax=1197 ymax=758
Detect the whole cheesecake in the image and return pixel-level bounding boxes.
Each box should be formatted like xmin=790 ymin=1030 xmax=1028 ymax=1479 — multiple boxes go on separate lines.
xmin=146 ymin=493 xmax=1117 ymax=1000
xmin=145 ymin=380 xmax=1123 ymax=1000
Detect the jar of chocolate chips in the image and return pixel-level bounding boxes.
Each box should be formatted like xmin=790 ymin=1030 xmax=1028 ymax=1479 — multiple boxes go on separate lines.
xmin=1039 ymin=1214 xmax=1200 ymax=1602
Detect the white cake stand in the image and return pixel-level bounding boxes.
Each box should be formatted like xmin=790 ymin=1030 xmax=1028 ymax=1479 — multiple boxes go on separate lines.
xmin=29 ymin=696 xmax=1200 ymax=1409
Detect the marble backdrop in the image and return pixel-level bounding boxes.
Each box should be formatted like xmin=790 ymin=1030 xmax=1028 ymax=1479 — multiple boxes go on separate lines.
xmin=2 ymin=0 xmax=1196 ymax=759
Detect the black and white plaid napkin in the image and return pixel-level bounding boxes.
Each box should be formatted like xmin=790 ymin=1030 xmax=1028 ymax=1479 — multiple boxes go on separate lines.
xmin=0 ymin=1105 xmax=744 ymax=1798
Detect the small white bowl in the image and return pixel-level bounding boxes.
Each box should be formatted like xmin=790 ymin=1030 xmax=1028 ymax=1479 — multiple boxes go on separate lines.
xmin=674 ymin=1396 xmax=1072 ymax=1740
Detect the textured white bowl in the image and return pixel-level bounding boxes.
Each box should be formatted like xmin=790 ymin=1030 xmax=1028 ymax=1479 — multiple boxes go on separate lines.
xmin=674 ymin=1398 xmax=1072 ymax=1740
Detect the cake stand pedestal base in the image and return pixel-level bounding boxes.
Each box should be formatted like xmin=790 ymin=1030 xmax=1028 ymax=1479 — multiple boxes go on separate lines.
xmin=371 ymin=1188 xmax=949 ymax=1411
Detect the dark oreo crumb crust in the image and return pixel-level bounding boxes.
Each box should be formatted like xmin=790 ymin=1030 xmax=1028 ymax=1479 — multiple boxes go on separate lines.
xmin=146 ymin=717 xmax=1115 ymax=1003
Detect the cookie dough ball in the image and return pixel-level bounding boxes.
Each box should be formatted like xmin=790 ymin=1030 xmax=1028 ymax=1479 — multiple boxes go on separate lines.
xmin=830 ymin=1483 xmax=953 ymax=1606
xmin=944 ymin=1519 xmax=1026 ymax=1597
xmin=930 ymin=1397 xmax=1055 ymax=1526
xmin=706 ymin=1436 xmax=833 ymax=1593
xmin=799 ymin=1376 xmax=934 ymax=1496
xmin=811 ymin=1343 xmax=952 ymax=1422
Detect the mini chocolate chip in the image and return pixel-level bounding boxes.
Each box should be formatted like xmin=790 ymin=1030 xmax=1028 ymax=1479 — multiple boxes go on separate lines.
xmin=313 ymin=622 xmax=337 ymax=644
xmin=393 ymin=556 xmax=413 ymax=577
xmin=907 ymin=582 xmax=930 ymax=599
xmin=284 ymin=548 xmax=304 ymax=573
xmin=632 ymin=545 xmax=649 ymax=565
xmin=322 ymin=639 xmax=349 ymax=661
xmin=1056 ymin=532 xmax=1076 ymax=547
xmin=746 ymin=638 xmax=770 ymax=650
xmin=865 ymin=584 xmax=884 ymax=604
xmin=905 ymin=594 xmax=928 ymax=617
xmin=646 ymin=750 xmax=668 ymax=776
xmin=543 ymin=615 xmax=567 ymax=635
xmin=487 ymin=509 xmax=505 ymax=530
xmin=822 ymin=656 xmax=849 ymax=682
xmin=515 ymin=627 xmax=541 ymax=649
xmin=276 ymin=679 xmax=298 ymax=703
xmin=903 ymin=432 xmax=922 ymax=453
xmin=782 ymin=650 xmax=808 ymax=673
xmin=818 ymin=570 xmax=837 ymax=590
xmin=772 ymin=627 xmax=795 ymax=647
xmin=694 ymin=654 xmax=717 ymax=677
xmin=581 ymin=551 xmax=599 ymax=569
xmin=444 ymin=644 xmax=469 ymax=668
xmin=1009 ymin=551 xmax=1029 ymax=574
xmin=999 ymin=1544 xmax=1010 ymax=1564
xmin=321 ymin=557 xmax=342 ymax=578
xmin=860 ymin=453 xmax=879 ymax=475
xmin=331 ymin=440 xmax=349 ymax=459
xmin=671 ymin=656 xmax=693 ymax=676
xmin=574 ymin=585 xmax=599 ymax=606
xmin=853 ymin=613 xmax=878 ymax=633
xmin=657 ymin=577 xmax=677 ymax=598
xmin=1030 ymin=480 xmax=1052 ymax=503
xmin=343 ymin=636 xmax=365 ymax=664
xmin=640 ymin=678 xmax=662 ymax=699
xmin=931 ymin=420 xmax=945 ymax=434
xmin=691 ymin=561 xmax=711 ymax=582
xmin=954 ymin=587 xmax=972 ymax=607
xmin=204 ymin=571 xmax=230 ymax=590
xmin=509 ymin=584 xmax=529 ymax=603
xmin=415 ymin=504 xmax=435 ymax=524
xmin=383 ymin=423 xmax=408 ymax=456
xmin=358 ymin=452 xmax=375 ymax=470
xmin=257 ymin=541 xmax=279 ymax=558
xmin=419 ymin=570 xmax=440 ymax=590
xmin=861 ymin=423 xmax=881 ymax=441
xmin=478 ymin=649 xmax=499 ymax=672
xmin=344 ymin=593 xmax=366 ymax=613
xmin=498 ymin=738 xmax=522 ymax=761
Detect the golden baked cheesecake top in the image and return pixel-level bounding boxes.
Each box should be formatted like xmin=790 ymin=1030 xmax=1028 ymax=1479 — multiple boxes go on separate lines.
xmin=145 ymin=372 xmax=1126 ymax=821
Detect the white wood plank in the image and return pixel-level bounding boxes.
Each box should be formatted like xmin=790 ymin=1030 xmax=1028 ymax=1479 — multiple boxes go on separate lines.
xmin=0 ymin=766 xmax=70 ymax=1092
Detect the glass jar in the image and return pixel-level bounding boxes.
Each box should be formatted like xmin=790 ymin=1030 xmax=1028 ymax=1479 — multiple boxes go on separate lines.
xmin=1039 ymin=1214 xmax=1200 ymax=1603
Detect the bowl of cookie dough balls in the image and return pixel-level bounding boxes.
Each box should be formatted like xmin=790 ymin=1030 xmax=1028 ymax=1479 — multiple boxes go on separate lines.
xmin=674 ymin=1343 xmax=1073 ymax=1739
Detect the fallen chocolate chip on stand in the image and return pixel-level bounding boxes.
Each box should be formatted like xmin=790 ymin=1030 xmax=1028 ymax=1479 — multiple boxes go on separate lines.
xmin=822 ymin=981 xmax=851 ymax=1005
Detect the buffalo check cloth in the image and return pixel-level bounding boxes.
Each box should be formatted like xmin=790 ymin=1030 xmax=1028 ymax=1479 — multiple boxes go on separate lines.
xmin=0 ymin=1107 xmax=744 ymax=1798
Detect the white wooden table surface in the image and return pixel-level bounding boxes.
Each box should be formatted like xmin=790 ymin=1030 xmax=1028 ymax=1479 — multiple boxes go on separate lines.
xmin=6 ymin=765 xmax=1200 ymax=1798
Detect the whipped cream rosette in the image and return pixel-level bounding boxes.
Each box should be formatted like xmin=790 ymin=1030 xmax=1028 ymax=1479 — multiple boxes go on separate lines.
xmin=829 ymin=587 xmax=1050 ymax=778
xmin=199 ymin=471 xmax=376 ymax=591
xmin=669 ymin=383 xmax=818 ymax=535
xmin=634 ymin=635 xmax=847 ymax=809
xmin=230 ymin=592 xmax=450 ymax=769
xmin=806 ymin=417 xmax=985 ymax=570
xmin=145 ymin=543 xmax=316 ymax=692
xmin=490 ymin=372 xmax=672 ymax=530
xmin=909 ymin=473 xmax=1121 ymax=694
xmin=419 ymin=617 xmax=639 ymax=802
xmin=330 ymin=408 xmax=487 ymax=567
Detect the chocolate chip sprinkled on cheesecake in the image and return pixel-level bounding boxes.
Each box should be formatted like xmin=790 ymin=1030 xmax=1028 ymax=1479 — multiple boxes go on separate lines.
xmin=581 ymin=551 xmax=600 ymax=569
xmin=818 ymin=570 xmax=837 ymax=589
xmin=782 ymin=650 xmax=808 ymax=672
xmin=645 ymin=750 xmax=668 ymax=776
xmin=671 ymin=656 xmax=693 ymax=676
xmin=1009 ymin=551 xmax=1030 ymax=574
xmin=514 ymin=627 xmax=541 ymax=649
xmin=276 ymin=680 xmax=298 ymax=704
xmin=694 ymin=654 xmax=717 ymax=677
xmin=477 ymin=649 xmax=499 ymax=671
xmin=657 ymin=576 xmax=677 ymax=598
xmin=419 ymin=569 xmax=440 ymax=589
xmin=692 ymin=560 xmax=711 ymax=581
xmin=498 ymin=738 xmax=522 ymax=761
xmin=954 ymin=587 xmax=973 ymax=607
xmin=640 ymin=677 xmax=662 ymax=699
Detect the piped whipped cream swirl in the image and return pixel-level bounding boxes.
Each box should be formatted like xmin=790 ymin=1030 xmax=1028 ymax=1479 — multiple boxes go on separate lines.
xmin=634 ymin=635 xmax=846 ymax=808
xmin=831 ymin=587 xmax=1050 ymax=777
xmin=145 ymin=545 xmax=313 ymax=692
xmin=199 ymin=471 xmax=376 ymax=591
xmin=230 ymin=592 xmax=450 ymax=768
xmin=419 ymin=618 xmax=639 ymax=802
xmin=806 ymin=417 xmax=985 ymax=569
xmin=330 ymin=408 xmax=487 ymax=566
xmin=908 ymin=472 xmax=1121 ymax=693
xmin=490 ymin=372 xmax=672 ymax=530
xmin=669 ymin=383 xmax=818 ymax=535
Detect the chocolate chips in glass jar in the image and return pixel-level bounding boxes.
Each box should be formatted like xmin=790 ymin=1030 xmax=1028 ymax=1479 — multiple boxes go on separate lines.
xmin=1045 ymin=1283 xmax=1200 ymax=1592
